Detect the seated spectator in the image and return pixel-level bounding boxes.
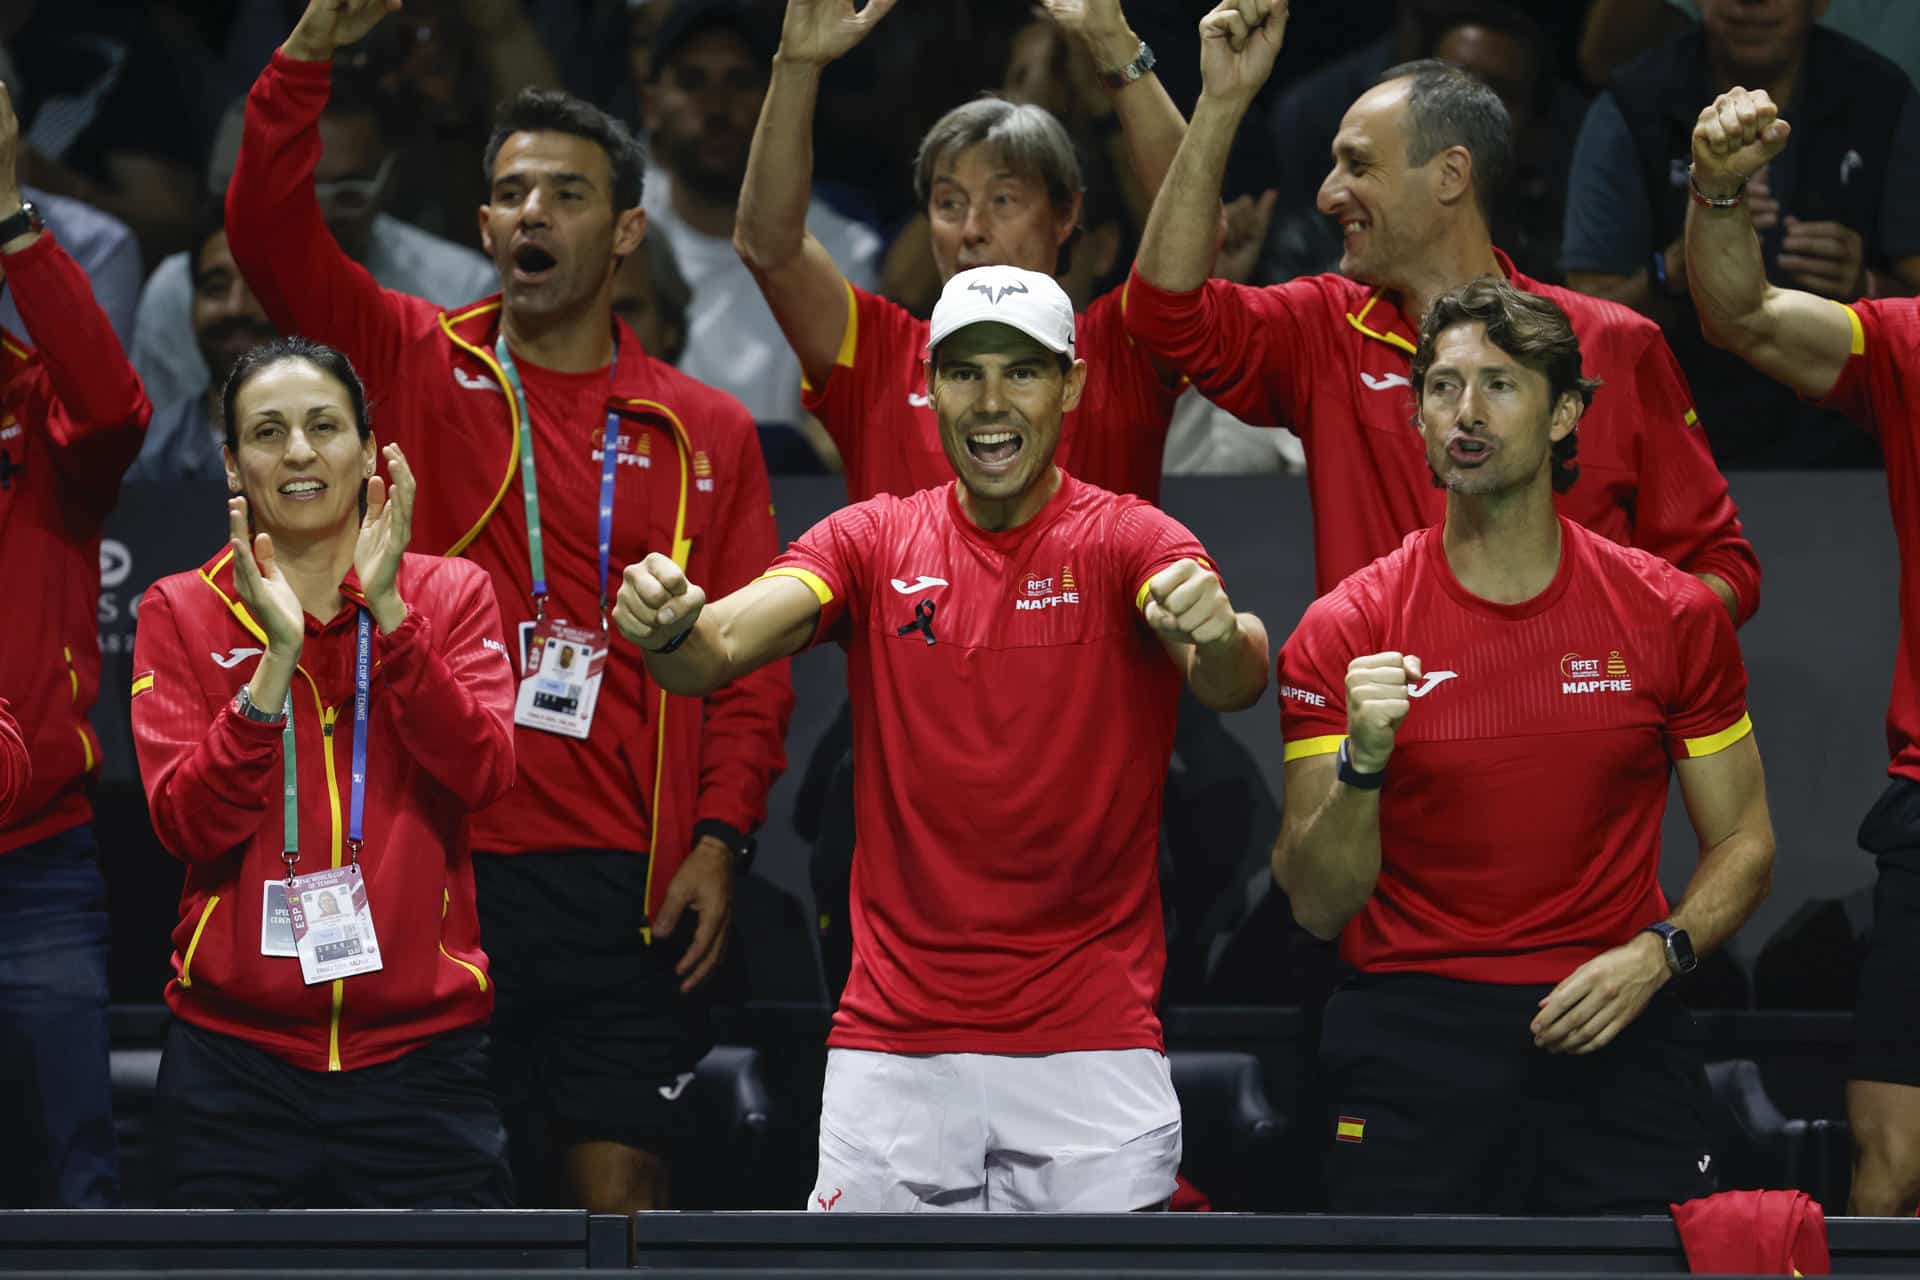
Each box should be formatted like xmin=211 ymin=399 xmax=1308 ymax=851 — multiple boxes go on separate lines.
xmin=0 ymin=186 xmax=138 ymax=346
xmin=640 ymin=0 xmax=881 ymax=471
xmin=130 ymin=338 xmax=516 ymax=1208
xmin=1563 ymin=0 xmax=1920 ymax=467
xmin=130 ymin=68 xmax=496 ymax=414
xmin=125 ymin=204 xmax=278 ymax=487
xmin=614 ymin=231 xmax=694 ymax=370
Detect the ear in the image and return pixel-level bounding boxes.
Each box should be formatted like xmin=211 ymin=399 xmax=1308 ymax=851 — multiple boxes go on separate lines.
xmin=223 ymin=444 xmax=242 ymax=493
xmin=614 ymin=207 xmax=648 ymax=262
xmin=1053 ymin=190 xmax=1084 ymax=251
xmin=1084 ymin=221 xmax=1122 ymax=282
xmin=1433 ymin=144 xmax=1476 ymax=211
xmin=478 ymin=202 xmax=496 ymax=260
xmin=1060 ymin=357 xmax=1088 ymax=414
xmin=362 ymin=431 xmax=379 ymax=476
xmin=1549 ymin=391 xmax=1582 ymax=443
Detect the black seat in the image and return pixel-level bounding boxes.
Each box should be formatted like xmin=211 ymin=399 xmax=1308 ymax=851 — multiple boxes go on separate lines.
xmin=1705 ymin=1058 xmax=1809 ymax=1194
xmin=674 ymin=1044 xmax=774 ymax=1208
xmin=1167 ymin=1049 xmax=1285 ymax=1211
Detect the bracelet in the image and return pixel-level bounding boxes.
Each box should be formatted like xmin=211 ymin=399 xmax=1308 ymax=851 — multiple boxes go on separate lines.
xmin=1098 ymin=40 xmax=1156 ymax=92
xmin=1336 ymin=738 xmax=1385 ymax=791
xmin=649 ymin=625 xmax=692 ymax=655
xmin=1687 ymin=164 xmax=1748 ymax=209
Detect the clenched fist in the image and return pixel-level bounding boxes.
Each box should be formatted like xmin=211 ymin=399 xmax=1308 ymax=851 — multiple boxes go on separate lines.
xmin=1691 ymin=87 xmax=1791 ymax=198
xmin=1345 ymin=651 xmax=1421 ymax=773
xmin=1143 ymin=558 xmax=1238 ymax=648
xmin=614 ymin=553 xmax=707 ymax=653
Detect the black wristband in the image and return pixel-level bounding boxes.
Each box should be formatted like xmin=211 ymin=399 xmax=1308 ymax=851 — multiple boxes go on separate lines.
xmin=692 ymin=819 xmax=756 ymax=871
xmin=650 ymin=625 xmax=692 ymax=655
xmin=1337 ymin=738 xmax=1386 ymax=791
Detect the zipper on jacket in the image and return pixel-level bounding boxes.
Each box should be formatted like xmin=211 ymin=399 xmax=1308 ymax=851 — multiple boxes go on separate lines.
xmin=301 ymin=683 xmax=349 ymax=1072
xmin=179 ymin=895 xmax=221 ymax=988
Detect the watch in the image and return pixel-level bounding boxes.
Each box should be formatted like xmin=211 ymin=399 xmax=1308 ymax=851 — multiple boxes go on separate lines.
xmin=693 ymin=819 xmax=757 ymax=873
xmin=1642 ymin=921 xmax=1698 ymax=976
xmin=1099 ymin=40 xmax=1156 ymax=91
xmin=1336 ymin=738 xmax=1385 ymax=791
xmin=0 ymin=201 xmax=43 ymax=246
xmin=233 ymin=684 xmax=285 ymax=724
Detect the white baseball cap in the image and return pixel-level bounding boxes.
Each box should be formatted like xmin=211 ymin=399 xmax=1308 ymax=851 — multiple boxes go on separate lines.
xmin=926 ymin=265 xmax=1075 ymax=359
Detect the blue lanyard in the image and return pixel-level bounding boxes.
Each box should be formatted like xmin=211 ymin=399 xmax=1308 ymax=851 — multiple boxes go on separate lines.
xmin=492 ymin=334 xmax=622 ymax=620
xmin=281 ymin=608 xmax=372 ymax=879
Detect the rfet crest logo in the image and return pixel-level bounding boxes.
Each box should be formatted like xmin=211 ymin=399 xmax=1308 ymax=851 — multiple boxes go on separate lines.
xmin=693 ymin=450 xmax=715 ymax=492
xmin=968 ymin=278 xmax=1030 ymax=305
xmin=1015 ymin=563 xmax=1078 ymax=611
xmin=588 ymin=425 xmax=651 ymax=470
xmin=1560 ymin=649 xmax=1631 ymax=694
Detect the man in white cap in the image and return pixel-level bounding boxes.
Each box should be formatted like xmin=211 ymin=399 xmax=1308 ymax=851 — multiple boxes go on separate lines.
xmin=612 ymin=264 xmax=1270 ymax=1212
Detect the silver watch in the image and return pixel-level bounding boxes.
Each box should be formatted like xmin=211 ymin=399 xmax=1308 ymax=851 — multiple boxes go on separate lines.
xmin=1099 ymin=40 xmax=1156 ymax=91
xmin=233 ymin=684 xmax=284 ymax=724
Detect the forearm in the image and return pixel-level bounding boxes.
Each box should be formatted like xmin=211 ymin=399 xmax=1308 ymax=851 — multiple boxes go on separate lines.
xmin=147 ymin=710 xmax=285 ymax=864
xmin=696 ymin=658 xmax=793 ymax=832
xmin=1134 ymin=93 xmax=1247 ymax=291
xmin=1097 ymin=48 xmax=1186 ymax=208
xmin=1696 ymin=572 xmax=1738 ymax=624
xmin=4 ymin=233 xmax=148 ymax=432
xmin=1275 ymin=782 xmax=1383 ymax=940
xmin=464 ymin=0 xmax=560 ymax=96
xmin=1184 ymin=612 xmax=1269 ymax=711
xmin=1668 ymin=825 xmax=1775 ymax=959
xmin=734 ymin=57 xmax=824 ymax=271
xmin=246 ymin=649 xmax=299 ymax=714
xmin=642 ymin=617 xmax=746 ymax=697
xmin=1685 ymin=197 xmax=1773 ymax=353
xmin=379 ymin=611 xmax=517 ymax=810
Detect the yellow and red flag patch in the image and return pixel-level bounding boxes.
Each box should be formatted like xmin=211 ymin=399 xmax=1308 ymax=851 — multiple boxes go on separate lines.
xmin=130 ymin=670 xmax=156 ymax=699
xmin=1335 ymin=1115 xmax=1366 ymax=1144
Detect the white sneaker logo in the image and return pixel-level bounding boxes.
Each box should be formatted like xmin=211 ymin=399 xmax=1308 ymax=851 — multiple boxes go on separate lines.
xmin=454 ymin=368 xmax=502 ymax=394
xmin=1360 ymin=372 xmax=1411 ymax=392
xmin=657 ymin=1071 xmax=695 ymax=1102
xmin=908 ymin=392 xmax=933 ymax=408
xmin=889 ymin=575 xmax=948 ymax=595
xmin=1406 ymin=670 xmax=1459 ymax=698
xmin=210 ymin=646 xmax=264 ymax=669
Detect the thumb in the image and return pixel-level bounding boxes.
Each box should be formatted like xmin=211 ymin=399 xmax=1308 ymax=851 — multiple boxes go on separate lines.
xmin=253 ymin=530 xmax=278 ymax=579
xmin=653 ymin=875 xmax=692 ymax=939
xmin=1403 ymin=653 xmax=1423 ymax=680
xmin=363 ymin=474 xmax=387 ymax=526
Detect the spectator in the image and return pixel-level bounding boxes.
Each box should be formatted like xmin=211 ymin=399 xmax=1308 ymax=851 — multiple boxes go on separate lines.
xmin=1564 ymin=0 xmax=1920 ymax=467
xmin=1125 ymin=7 xmax=1761 ymax=628
xmin=125 ymin=203 xmax=279 ymax=487
xmin=0 ymin=79 xmax=151 ymax=1208
xmin=130 ymin=341 xmax=515 ymax=1208
xmin=1583 ymin=1 xmax=1920 ymax=95
xmin=640 ymin=0 xmax=880 ymax=471
xmin=613 ymin=232 xmax=693 ymax=369
xmin=132 ymin=68 xmax=497 ymax=414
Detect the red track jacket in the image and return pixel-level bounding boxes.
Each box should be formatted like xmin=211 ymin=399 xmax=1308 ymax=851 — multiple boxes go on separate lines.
xmin=0 ymin=231 xmax=150 ymax=854
xmin=226 ymin=53 xmax=792 ymax=913
xmin=132 ymin=551 xmax=515 ymax=1072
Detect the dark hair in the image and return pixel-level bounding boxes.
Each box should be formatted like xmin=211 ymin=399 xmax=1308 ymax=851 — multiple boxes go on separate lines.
xmin=222 ymin=337 xmax=372 ymax=454
xmin=913 ymin=96 xmax=1083 ymax=218
xmin=1414 ymin=0 xmax=1552 ymax=113
xmin=1373 ymin=57 xmax=1510 ymax=224
xmin=188 ymin=193 xmax=231 ymax=287
xmin=483 ymin=88 xmax=648 ymax=212
xmin=1410 ymin=278 xmax=1600 ymax=493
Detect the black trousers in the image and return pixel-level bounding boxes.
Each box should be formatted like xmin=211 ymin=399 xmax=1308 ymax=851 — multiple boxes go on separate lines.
xmin=154 ymin=1018 xmax=513 ymax=1208
xmin=1320 ymin=972 xmax=1715 ymax=1214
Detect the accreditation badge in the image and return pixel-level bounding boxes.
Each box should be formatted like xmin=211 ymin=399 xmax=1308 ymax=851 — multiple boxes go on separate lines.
xmin=285 ymin=865 xmax=384 ymax=985
xmin=513 ymin=617 xmax=608 ymax=740
xmin=260 ymin=881 xmax=297 ymax=957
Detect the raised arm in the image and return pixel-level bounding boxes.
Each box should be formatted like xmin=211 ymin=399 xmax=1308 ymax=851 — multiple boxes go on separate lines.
xmin=614 ymin=553 xmax=822 ymax=698
xmin=1045 ymin=0 xmax=1188 ymax=218
xmin=1142 ymin=558 xmax=1269 ymax=711
xmin=1133 ymin=0 xmax=1287 ymax=293
xmin=1273 ymin=650 xmax=1416 ymax=940
xmin=1686 ymin=87 xmax=1854 ymax=400
xmin=734 ymin=0 xmax=896 ymax=390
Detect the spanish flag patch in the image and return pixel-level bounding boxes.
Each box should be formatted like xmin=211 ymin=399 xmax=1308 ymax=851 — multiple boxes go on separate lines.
xmin=130 ymin=671 xmax=156 ymax=699
xmin=1335 ymin=1115 xmax=1366 ymax=1143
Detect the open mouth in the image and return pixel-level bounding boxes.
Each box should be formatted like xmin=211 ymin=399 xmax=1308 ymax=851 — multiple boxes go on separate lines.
xmin=1447 ymin=435 xmax=1492 ymax=465
xmin=278 ymin=478 xmax=329 ymax=500
xmin=966 ymin=429 xmax=1024 ymax=468
xmin=512 ymin=244 xmax=558 ymax=282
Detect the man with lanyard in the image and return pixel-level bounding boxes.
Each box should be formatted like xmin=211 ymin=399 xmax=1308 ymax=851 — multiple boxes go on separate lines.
xmin=225 ymin=0 xmax=793 ymax=1212
xmin=1124 ymin=0 xmax=1760 ymax=628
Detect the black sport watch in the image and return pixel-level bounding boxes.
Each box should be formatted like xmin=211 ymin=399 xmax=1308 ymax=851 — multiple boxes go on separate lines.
xmin=1642 ymin=921 xmax=1698 ymax=976
xmin=0 ymin=201 xmax=43 ymax=246
xmin=692 ymin=819 xmax=756 ymax=873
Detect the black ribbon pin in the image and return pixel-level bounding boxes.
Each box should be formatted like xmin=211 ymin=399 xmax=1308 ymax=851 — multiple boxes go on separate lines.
xmin=896 ymin=599 xmax=937 ymax=646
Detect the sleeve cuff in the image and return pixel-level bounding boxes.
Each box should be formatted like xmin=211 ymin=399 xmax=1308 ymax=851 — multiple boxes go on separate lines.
xmin=371 ymin=608 xmax=433 ymax=692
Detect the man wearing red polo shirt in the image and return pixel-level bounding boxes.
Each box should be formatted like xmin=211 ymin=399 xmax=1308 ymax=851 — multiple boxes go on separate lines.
xmin=1126 ymin=0 xmax=1759 ymax=626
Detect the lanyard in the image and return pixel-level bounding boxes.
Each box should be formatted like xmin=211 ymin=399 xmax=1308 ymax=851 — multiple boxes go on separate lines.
xmin=492 ymin=334 xmax=622 ymax=621
xmin=280 ymin=609 xmax=372 ymax=882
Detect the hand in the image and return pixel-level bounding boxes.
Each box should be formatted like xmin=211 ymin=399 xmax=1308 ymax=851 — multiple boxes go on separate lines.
xmin=0 ymin=82 xmax=19 ymax=215
xmin=1217 ymin=189 xmax=1278 ymax=284
xmin=283 ymin=0 xmax=402 ymax=62
xmin=1143 ymin=558 xmax=1238 ymax=648
xmin=1779 ymin=217 xmax=1867 ymax=299
xmin=1747 ymin=165 xmax=1780 ymax=232
xmin=614 ymin=552 xmax=707 ymax=651
xmin=1690 ymin=87 xmax=1791 ymax=196
xmin=1198 ymin=0 xmax=1288 ymax=107
xmin=775 ymin=0 xmax=899 ymax=67
xmin=653 ymin=836 xmax=733 ymax=993
xmin=1344 ymin=651 xmax=1419 ymax=773
xmin=1038 ymin=0 xmax=1140 ymax=77
xmin=355 ymin=443 xmax=413 ymax=633
xmin=1530 ymin=933 xmax=1669 ymax=1054
xmin=228 ymin=497 xmax=305 ymax=655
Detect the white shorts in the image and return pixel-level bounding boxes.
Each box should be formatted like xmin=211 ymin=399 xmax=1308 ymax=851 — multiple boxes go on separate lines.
xmin=809 ymin=1047 xmax=1181 ymax=1213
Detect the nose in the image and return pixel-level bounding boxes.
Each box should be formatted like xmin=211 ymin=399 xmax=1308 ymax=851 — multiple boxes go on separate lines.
xmin=1453 ymin=384 xmax=1486 ymax=429
xmin=975 ymin=369 xmax=1008 ymax=414
xmin=284 ymin=425 xmax=318 ymax=464
xmin=520 ymin=185 xmax=551 ymax=227
xmin=1315 ymin=166 xmax=1343 ymax=218
xmin=961 ymin=201 xmax=992 ymax=247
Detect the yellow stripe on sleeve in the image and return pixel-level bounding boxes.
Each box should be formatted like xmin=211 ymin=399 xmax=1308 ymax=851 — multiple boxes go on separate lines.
xmin=757 ymin=566 xmax=834 ymax=606
xmin=834 ymin=278 xmax=859 ymax=368
xmin=1135 ymin=558 xmax=1216 ymax=613
xmin=1284 ymin=734 xmax=1346 ymax=762
xmin=1683 ymin=712 xmax=1753 ymax=758
xmin=1841 ymin=301 xmax=1865 ymax=355
xmin=130 ymin=673 xmax=155 ymax=698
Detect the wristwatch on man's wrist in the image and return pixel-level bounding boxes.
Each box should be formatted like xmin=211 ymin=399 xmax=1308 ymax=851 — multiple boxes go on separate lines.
xmin=693 ymin=819 xmax=757 ymax=873
xmin=1099 ymin=40 xmax=1156 ymax=91
xmin=1336 ymin=738 xmax=1386 ymax=791
xmin=0 ymin=201 xmax=43 ymax=247
xmin=1641 ymin=921 xmax=1698 ymax=975
xmin=233 ymin=684 xmax=285 ymax=724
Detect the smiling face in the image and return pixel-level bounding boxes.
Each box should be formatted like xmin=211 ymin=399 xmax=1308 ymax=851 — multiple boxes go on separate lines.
xmin=926 ymin=143 xmax=1080 ymax=283
xmin=927 ymin=321 xmax=1085 ymax=523
xmin=479 ymin=129 xmax=643 ymax=322
xmin=1416 ymin=320 xmax=1575 ymax=499
xmin=224 ymin=358 xmax=375 ymax=542
xmin=1317 ymin=79 xmax=1439 ymax=286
